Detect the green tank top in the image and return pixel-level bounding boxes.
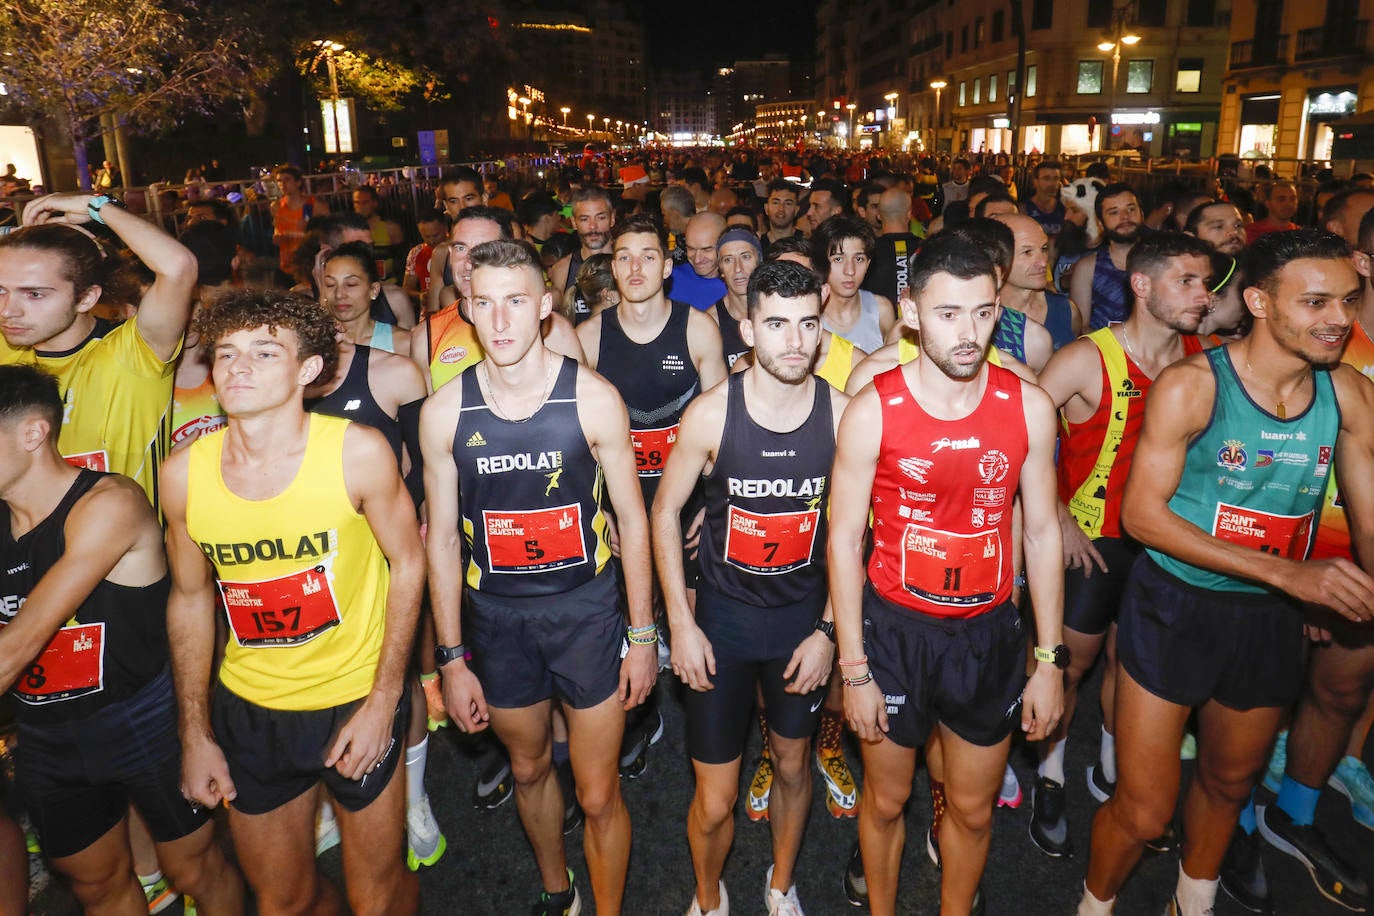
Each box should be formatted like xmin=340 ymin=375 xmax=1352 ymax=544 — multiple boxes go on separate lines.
xmin=1148 ymin=347 xmax=1339 ymax=593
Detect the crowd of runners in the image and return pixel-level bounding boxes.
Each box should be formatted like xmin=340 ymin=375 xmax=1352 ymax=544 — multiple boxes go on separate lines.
xmin=2 ymin=151 xmax=1374 ymax=916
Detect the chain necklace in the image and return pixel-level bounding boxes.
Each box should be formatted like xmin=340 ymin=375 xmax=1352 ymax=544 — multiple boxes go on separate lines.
xmin=483 ymin=357 xmax=555 ymax=423
xmin=1246 ymin=358 xmax=1289 ymax=420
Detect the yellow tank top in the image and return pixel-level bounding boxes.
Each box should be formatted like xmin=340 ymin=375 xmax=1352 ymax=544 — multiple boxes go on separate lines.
xmin=896 ymin=336 xmax=1005 ymax=368
xmin=185 ymin=415 xmax=389 ymax=710
xmin=0 ymin=317 xmax=176 ymax=513
xmin=816 ymin=333 xmax=855 ymax=390
xmin=425 ymin=304 xmax=484 ymax=390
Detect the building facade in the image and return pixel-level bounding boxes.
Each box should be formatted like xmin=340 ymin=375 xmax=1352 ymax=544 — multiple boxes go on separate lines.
xmin=1221 ymin=0 xmax=1372 ymax=163
xmin=817 ymin=0 xmax=1230 ymax=159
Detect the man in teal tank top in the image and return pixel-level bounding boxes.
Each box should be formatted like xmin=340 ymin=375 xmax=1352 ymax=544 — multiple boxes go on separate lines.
xmin=1078 ymin=230 xmax=1374 ymax=916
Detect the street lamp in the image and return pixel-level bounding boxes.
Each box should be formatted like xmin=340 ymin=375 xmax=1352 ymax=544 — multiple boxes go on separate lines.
xmin=587 ymin=113 xmax=595 ymax=133
xmin=929 ymin=79 xmax=947 ymax=152
xmin=560 ymin=106 xmax=570 ymax=127
xmin=1097 ymin=5 xmax=1141 ymax=148
xmin=845 ymin=103 xmax=857 ymax=149
xmin=616 ymin=119 xmax=622 ymax=135
xmin=314 ymin=40 xmax=346 ymax=157
xmin=603 ymin=116 xmax=610 ymax=133
xmin=884 ymin=91 xmax=899 ymax=150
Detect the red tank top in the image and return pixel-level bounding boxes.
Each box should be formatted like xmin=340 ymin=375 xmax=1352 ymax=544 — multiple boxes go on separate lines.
xmin=867 ymin=363 xmax=1028 ymax=618
xmin=1058 ymin=330 xmax=1203 ymax=539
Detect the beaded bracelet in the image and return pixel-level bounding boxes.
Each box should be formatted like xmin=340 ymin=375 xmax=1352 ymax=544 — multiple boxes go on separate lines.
xmin=627 ymin=623 xmax=658 ymax=646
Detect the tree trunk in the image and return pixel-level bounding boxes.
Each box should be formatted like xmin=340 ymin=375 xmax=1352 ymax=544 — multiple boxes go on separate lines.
xmin=71 ymin=129 xmax=91 ymax=191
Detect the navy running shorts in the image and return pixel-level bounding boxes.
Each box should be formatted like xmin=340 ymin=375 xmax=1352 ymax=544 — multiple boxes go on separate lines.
xmin=862 ymin=587 xmax=1027 ymax=750
xmin=1063 ymin=536 xmax=1142 ymax=636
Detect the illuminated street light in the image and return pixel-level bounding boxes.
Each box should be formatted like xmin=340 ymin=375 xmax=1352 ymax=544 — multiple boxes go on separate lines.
xmin=884 ymin=91 xmax=900 ymax=150
xmin=929 ymin=79 xmax=947 ymax=152
xmin=845 ymin=102 xmax=857 ymax=149
xmin=1099 ymin=3 xmax=1141 ymax=146
xmin=603 ymin=117 xmax=610 ymax=132
xmin=560 ymin=106 xmax=570 ymax=126
xmin=587 ymin=113 xmax=595 ymax=132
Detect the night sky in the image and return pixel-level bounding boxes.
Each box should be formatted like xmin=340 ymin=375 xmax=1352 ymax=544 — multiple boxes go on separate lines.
xmin=644 ymin=0 xmax=819 ymax=71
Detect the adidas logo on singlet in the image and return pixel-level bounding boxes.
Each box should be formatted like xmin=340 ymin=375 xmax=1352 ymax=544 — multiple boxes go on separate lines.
xmin=466 ymin=431 xmax=487 ymax=447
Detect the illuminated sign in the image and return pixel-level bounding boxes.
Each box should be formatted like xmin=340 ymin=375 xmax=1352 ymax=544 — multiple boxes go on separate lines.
xmin=1111 ymin=111 xmax=1161 ymax=125
xmin=320 ymin=98 xmax=356 ymax=153
xmin=1309 ymin=91 xmax=1356 ymax=115
xmin=992 ymin=117 xmax=1010 ymax=128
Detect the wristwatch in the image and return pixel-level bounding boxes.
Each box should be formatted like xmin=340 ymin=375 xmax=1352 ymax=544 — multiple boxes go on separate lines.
xmin=814 ymin=619 xmax=836 ymax=643
xmin=87 ymin=193 xmax=125 ymax=225
xmin=434 ymin=643 xmax=470 ymax=668
xmin=1034 ymin=644 xmax=1072 ymax=669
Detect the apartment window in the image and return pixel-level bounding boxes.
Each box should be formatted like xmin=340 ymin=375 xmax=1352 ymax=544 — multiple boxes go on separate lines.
xmin=1186 ymin=0 xmax=1216 ymax=26
xmin=973 ymin=79 xmax=981 ymax=104
xmin=993 ymin=9 xmax=1005 ymax=41
xmin=1176 ymin=57 xmax=1203 ymax=92
xmin=975 ymin=17 xmax=985 ymax=47
xmin=989 ymin=74 xmax=998 ymax=102
xmin=962 ymin=25 xmax=969 ymax=51
xmin=1026 ymin=65 xmax=1037 ymax=97
xmin=1086 ymin=0 xmax=1112 ymax=29
xmin=947 ymin=32 xmax=954 ymax=55
xmin=1077 ymin=60 xmax=1104 ymax=94
xmin=959 ymin=81 xmax=967 ymax=106
xmin=1126 ymin=60 xmax=1153 ymax=93
xmin=1031 ymin=0 xmax=1053 ymax=30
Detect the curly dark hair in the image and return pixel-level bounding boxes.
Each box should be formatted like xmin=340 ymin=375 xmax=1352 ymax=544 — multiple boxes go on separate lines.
xmin=192 ymin=287 xmax=339 ymax=383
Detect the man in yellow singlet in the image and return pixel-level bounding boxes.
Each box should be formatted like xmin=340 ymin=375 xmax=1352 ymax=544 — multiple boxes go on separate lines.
xmin=163 ymin=289 xmax=426 ymax=916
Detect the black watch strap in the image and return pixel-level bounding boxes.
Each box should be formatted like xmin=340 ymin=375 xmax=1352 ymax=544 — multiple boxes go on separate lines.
xmin=815 ymin=619 xmax=836 ymax=643
xmin=434 ymin=643 xmax=469 ymax=667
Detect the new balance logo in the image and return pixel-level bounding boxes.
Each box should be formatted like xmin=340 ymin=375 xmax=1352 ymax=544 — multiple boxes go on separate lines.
xmin=343 ymin=399 xmax=362 ymax=411
xmin=466 ymin=431 xmax=487 ymax=447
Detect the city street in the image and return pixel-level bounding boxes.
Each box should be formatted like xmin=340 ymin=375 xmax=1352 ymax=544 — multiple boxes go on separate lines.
xmin=28 ymin=664 xmax=1374 ymax=915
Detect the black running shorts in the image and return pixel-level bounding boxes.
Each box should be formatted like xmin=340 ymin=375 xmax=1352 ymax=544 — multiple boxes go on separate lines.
xmin=862 ymin=588 xmax=1027 ymax=750
xmin=1063 ymin=536 xmax=1142 ymax=636
xmin=682 ymin=584 xmax=826 ymax=765
xmin=467 ymin=567 xmax=623 ymax=710
xmin=1117 ymin=554 xmax=1304 ymax=710
xmin=211 ymin=685 xmax=408 ymax=816
xmin=18 ymin=668 xmax=208 ymax=859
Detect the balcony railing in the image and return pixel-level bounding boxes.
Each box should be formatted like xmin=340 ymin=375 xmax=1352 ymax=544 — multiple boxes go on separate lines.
xmin=1229 ymin=35 xmax=1289 ymax=68
xmin=1295 ymin=20 xmax=1368 ymax=60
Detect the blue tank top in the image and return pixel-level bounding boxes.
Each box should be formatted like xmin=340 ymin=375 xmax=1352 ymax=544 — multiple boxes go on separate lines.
xmin=992 ymin=307 xmax=1027 ymax=364
xmin=1089 ymin=246 xmax=1130 ymax=329
xmin=1043 ymin=292 xmax=1076 ymax=349
xmin=1148 ymin=348 xmax=1340 ymax=593
xmin=824 ymin=290 xmax=885 ymax=354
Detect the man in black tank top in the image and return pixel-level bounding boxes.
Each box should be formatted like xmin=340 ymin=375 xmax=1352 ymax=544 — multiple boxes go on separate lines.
xmin=421 ymin=240 xmax=656 ymax=916
xmin=549 ymin=186 xmax=617 ymax=322
xmin=711 ymin=227 xmax=762 ymax=370
xmin=655 ymin=262 xmax=848 ymax=916
xmin=0 ymin=365 xmax=244 ymax=914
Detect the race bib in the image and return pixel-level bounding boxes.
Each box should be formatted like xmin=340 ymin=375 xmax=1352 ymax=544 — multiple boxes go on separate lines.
xmin=1212 ymin=502 xmax=1314 ymax=559
xmin=6 ymin=621 xmax=105 ymax=705
xmin=220 ymin=566 xmax=341 ymax=647
xmin=632 ymin=424 xmax=679 ymax=478
xmin=900 ymin=524 xmax=1004 ymax=608
xmin=63 ymin=450 xmax=108 ymax=472
xmin=483 ymin=504 xmax=587 ymax=574
xmin=723 ymin=506 xmax=820 ymax=575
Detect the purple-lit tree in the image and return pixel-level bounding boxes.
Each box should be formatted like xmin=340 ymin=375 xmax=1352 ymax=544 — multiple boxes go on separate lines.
xmin=0 ymin=0 xmax=255 ymax=189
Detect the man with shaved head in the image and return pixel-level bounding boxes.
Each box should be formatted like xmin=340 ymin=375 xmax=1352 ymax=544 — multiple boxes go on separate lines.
xmin=709 ymin=187 xmax=740 ymax=218
xmin=862 ymin=188 xmax=922 ymax=305
xmin=993 ymin=212 xmax=1088 ymax=348
xmin=667 ymin=211 xmax=729 ymax=310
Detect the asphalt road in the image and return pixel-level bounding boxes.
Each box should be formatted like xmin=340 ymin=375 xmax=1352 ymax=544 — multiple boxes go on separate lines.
xmin=25 ymin=661 xmax=1374 ymax=915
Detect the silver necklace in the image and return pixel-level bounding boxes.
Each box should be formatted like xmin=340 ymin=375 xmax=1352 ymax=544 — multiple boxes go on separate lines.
xmin=483 ymin=357 xmax=555 ymax=423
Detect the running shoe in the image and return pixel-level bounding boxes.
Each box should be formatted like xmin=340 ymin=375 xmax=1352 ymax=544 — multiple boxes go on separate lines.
xmin=843 ymin=841 xmax=867 ymax=907
xmin=24 ymin=824 xmax=48 ymax=900
xmin=997 ymin=762 xmax=1022 ymax=808
xmin=1257 ymin=803 xmax=1369 ymax=911
xmin=421 ymin=674 xmax=449 ymax=731
xmin=1330 ymin=755 xmax=1374 ymax=833
xmin=816 ymin=745 xmax=859 ymax=818
xmin=1262 ymin=731 xmax=1288 ymax=795
xmin=618 ymin=704 xmax=664 ymax=779
xmin=1086 ymin=763 xmax=1116 ymax=804
xmin=1145 ymin=822 xmax=1180 ymax=855
xmin=473 ymin=746 xmax=513 ymax=810
xmin=1163 ymin=894 xmax=1212 ymax=915
xmin=928 ymin=778 xmax=946 ymax=868
xmin=141 ymin=876 xmax=179 ymax=914
xmin=532 ymin=869 xmax=582 ymax=916
xmin=556 ymin=757 xmax=584 ymax=835
xmin=1219 ymin=825 xmax=1274 ymax=915
xmin=405 ymin=797 xmax=447 ymax=871
xmin=747 ymin=754 xmax=773 ymax=823
xmin=683 ymin=881 xmax=729 ymax=916
xmin=1028 ymin=777 xmax=1072 ymax=858
xmin=315 ymin=804 xmax=340 ymax=857
xmin=764 ymin=865 xmax=804 ymax=916
xmin=1180 ymin=732 xmax=1198 ymax=762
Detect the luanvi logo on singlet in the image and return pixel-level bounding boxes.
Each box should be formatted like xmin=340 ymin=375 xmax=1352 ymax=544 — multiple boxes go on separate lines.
xmin=474 ymin=451 xmax=564 ymax=474
xmin=198 ymin=529 xmax=338 ymax=566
